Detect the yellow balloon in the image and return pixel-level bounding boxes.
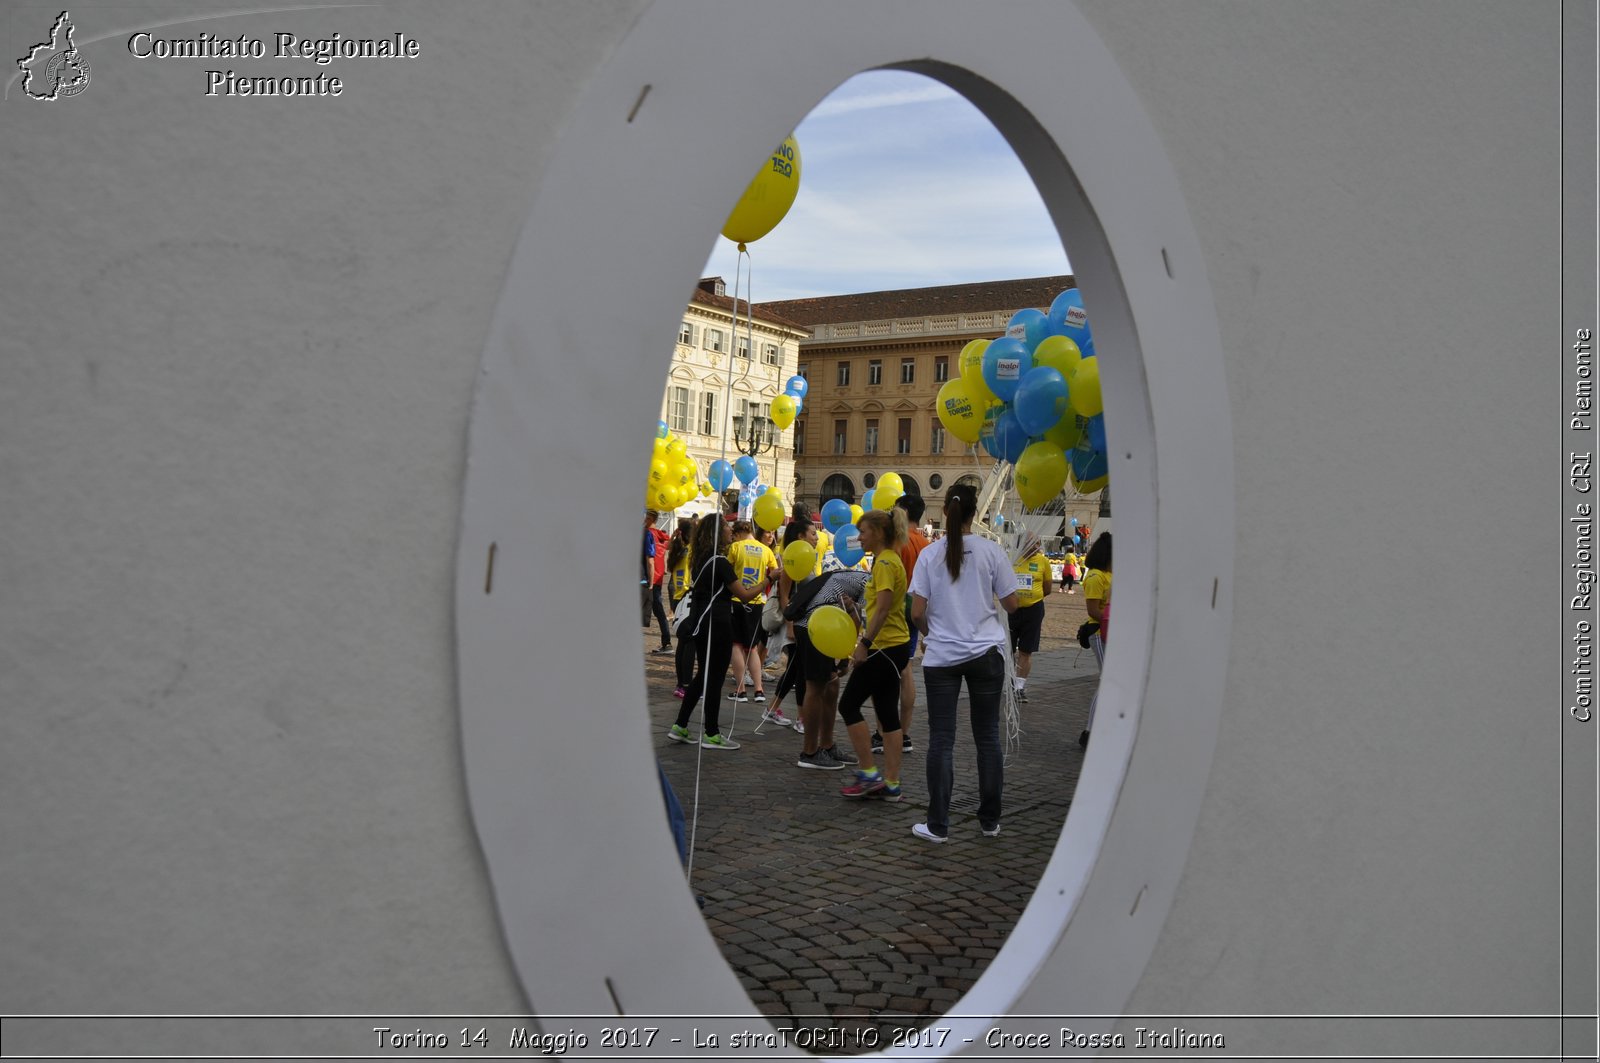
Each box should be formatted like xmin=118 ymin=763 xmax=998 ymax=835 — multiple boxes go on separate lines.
xmin=651 ymin=486 xmax=675 ymax=510
xmin=1032 ymin=335 xmax=1082 ymax=382
xmin=849 ymin=504 xmax=864 ymax=525
xmin=721 ymin=136 xmax=801 ymax=244
xmin=700 ymin=481 xmax=715 ymax=497
xmin=652 ymin=436 xmax=669 ymax=459
xmin=771 ymin=393 xmax=797 ymax=430
xmin=1069 ymin=357 xmax=1103 ymax=418
xmin=959 ymin=339 xmax=996 ymax=403
xmin=873 ymin=471 xmax=903 ymax=509
xmin=1044 ymin=411 xmax=1087 ymax=451
xmin=935 ymin=378 xmax=986 ymax=444
xmin=1014 ymin=441 xmax=1069 ymax=509
xmin=782 ymin=539 xmax=818 ymax=581
xmin=808 ymin=604 xmax=857 ymax=659
xmin=648 ymin=459 xmax=669 ymax=488
xmin=665 ymin=436 xmax=687 ymax=458
xmin=753 ymin=490 xmax=785 ymax=531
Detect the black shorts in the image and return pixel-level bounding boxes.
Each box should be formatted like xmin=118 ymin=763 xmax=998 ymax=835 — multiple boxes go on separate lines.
xmin=731 ymin=601 xmax=763 ymax=648
xmin=794 ymin=623 xmax=847 ymax=685
xmin=1009 ymin=600 xmax=1045 ymax=654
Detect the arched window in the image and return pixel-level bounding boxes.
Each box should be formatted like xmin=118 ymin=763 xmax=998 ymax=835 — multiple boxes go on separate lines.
xmin=955 ymin=474 xmax=983 ymax=490
xmin=900 ymin=474 xmax=921 ymax=497
xmin=819 ymin=473 xmax=855 ymax=505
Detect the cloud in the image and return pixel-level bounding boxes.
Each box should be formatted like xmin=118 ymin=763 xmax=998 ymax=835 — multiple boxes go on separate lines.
xmin=701 ymin=70 xmax=1071 ymax=303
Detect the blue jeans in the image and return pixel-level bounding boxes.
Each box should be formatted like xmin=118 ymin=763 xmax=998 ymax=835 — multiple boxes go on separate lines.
xmin=922 ymin=646 xmax=1005 ymax=837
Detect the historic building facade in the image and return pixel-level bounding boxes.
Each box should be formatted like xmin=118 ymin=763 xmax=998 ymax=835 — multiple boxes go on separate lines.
xmin=759 ymin=275 xmax=1079 ymax=524
xmin=657 ymin=278 xmax=809 ymax=510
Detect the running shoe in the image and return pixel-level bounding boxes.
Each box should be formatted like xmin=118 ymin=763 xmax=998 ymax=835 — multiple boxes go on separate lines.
xmin=761 ymin=707 xmax=792 ymax=728
xmin=902 ymin=736 xmax=914 ymax=753
xmin=650 ymin=645 xmax=673 ymax=655
xmin=797 ymin=749 xmax=844 ymax=771
xmin=728 ymin=689 xmax=749 ymax=702
xmin=752 ymin=691 xmax=767 ymax=703
xmin=672 ymin=686 xmax=687 ymax=699
xmin=840 ymin=770 xmax=886 ymax=798
xmin=701 ymin=733 xmax=741 ymax=750
xmin=867 ymin=781 xmax=902 ymax=802
xmin=869 ymin=731 xmax=884 ymax=753
xmin=792 ymin=718 xmax=805 ymax=734
xmin=1015 ymin=687 xmax=1029 ymax=703
xmin=911 ymin=823 xmax=947 ymax=844
xmin=822 ymin=744 xmax=856 ymax=765
xmin=666 ymin=724 xmax=692 ymax=743
xmin=981 ymin=824 xmax=1002 ymax=837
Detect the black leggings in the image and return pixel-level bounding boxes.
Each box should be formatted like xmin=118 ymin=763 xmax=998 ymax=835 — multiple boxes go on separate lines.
xmin=837 ymin=642 xmax=911 ymax=731
xmin=675 ymin=620 xmax=734 ymax=736
xmin=774 ymin=644 xmax=803 ymax=707
xmin=671 ymin=595 xmax=695 ymax=687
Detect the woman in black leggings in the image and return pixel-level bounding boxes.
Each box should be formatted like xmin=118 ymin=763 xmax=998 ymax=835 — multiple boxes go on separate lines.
xmin=835 ymin=507 xmax=912 ymax=800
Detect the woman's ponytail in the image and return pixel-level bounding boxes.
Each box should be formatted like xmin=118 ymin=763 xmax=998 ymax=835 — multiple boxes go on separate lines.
xmin=943 ymin=485 xmax=977 ymax=581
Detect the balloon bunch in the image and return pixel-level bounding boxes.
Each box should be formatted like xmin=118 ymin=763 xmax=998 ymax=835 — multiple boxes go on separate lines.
xmin=933 ymin=287 xmax=1110 ymax=508
xmin=817 ymin=470 xmax=904 ymax=569
xmin=773 ymin=373 xmax=806 ymax=431
xmin=645 ymin=421 xmax=710 ymax=512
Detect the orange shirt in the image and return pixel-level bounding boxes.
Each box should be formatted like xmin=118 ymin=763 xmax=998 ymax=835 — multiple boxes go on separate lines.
xmin=899 ymin=527 xmax=930 ymax=580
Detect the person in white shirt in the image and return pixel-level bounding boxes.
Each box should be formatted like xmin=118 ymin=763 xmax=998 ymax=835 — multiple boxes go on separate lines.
xmin=907 ymin=484 xmax=1019 ymax=843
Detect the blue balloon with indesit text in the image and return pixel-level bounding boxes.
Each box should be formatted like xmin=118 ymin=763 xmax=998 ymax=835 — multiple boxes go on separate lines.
xmin=1047 ymin=288 xmax=1093 ymax=351
xmin=1006 ymin=308 xmax=1051 ymax=354
xmin=785 ymin=376 xmax=808 ymax=399
xmin=708 ymin=460 xmax=735 ymax=492
xmin=981 ymin=336 xmax=1032 ymax=403
xmin=833 ymin=524 xmax=864 ymax=567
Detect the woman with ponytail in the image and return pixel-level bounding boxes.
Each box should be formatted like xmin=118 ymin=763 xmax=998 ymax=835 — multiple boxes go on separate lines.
xmin=834 ymin=505 xmax=912 ymax=799
xmin=906 ymin=484 xmax=1019 ymax=842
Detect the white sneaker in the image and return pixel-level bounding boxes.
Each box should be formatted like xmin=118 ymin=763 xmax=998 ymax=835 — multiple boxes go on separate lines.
xmin=911 ymin=823 xmax=947 ymax=844
xmin=792 ymin=718 xmax=805 ymax=734
xmin=981 ymin=824 xmax=1002 ymax=837
xmin=761 ymin=708 xmax=791 ymax=727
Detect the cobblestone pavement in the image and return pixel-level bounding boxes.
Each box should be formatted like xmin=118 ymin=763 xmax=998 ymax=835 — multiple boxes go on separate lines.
xmin=646 ymin=595 xmax=1100 ymax=1051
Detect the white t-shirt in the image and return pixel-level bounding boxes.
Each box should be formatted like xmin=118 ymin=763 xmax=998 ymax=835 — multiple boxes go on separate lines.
xmin=908 ymin=534 xmax=1020 ymax=668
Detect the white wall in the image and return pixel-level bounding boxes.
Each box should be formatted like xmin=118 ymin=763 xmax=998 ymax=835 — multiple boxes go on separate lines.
xmin=0 ymin=0 xmax=1577 ymax=1044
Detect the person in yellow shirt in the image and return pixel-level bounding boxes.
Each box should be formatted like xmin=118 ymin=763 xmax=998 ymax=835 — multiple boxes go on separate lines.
xmin=666 ymin=517 xmax=698 ymax=698
xmin=1079 ymin=532 xmax=1112 ymax=748
xmin=836 ymin=507 xmax=911 ymax=800
xmin=725 ymin=520 xmax=778 ymax=703
xmin=1008 ymin=532 xmax=1052 ymax=703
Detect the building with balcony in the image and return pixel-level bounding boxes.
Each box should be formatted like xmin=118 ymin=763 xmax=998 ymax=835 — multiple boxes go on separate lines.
xmin=759 ymin=275 xmax=1092 ymax=530
xmin=657 ymin=278 xmax=810 ymax=511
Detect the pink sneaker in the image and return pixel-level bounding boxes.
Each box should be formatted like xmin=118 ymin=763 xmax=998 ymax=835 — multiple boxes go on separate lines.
xmin=672 ymin=686 xmax=686 ymax=699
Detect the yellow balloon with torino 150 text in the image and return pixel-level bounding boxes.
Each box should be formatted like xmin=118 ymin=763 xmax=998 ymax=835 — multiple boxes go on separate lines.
xmin=721 ymin=136 xmax=802 ymax=245
xmin=936 ymin=378 xmax=986 ymax=444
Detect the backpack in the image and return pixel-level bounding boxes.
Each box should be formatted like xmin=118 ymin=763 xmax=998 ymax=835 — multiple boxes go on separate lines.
xmin=782 ymin=570 xmax=838 ymax=622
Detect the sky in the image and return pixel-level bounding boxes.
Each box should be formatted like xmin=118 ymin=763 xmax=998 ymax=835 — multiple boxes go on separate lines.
xmin=700 ymin=70 xmax=1072 ymax=304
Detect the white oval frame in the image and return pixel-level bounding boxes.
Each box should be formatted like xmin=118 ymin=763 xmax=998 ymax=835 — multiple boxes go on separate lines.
xmin=455 ymin=0 xmax=1233 ymax=1051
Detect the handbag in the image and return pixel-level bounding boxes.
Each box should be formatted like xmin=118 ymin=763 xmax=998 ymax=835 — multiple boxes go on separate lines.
xmin=760 ymin=595 xmax=785 ymax=634
xmin=670 ymin=593 xmax=693 ymax=635
xmin=1076 ymin=619 xmax=1100 ymax=649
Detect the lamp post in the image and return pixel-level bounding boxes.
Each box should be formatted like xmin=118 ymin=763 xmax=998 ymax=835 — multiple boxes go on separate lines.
xmin=728 ymin=413 xmax=780 ymax=513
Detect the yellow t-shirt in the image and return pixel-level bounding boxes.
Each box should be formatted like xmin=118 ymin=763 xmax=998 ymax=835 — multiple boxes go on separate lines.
xmin=1082 ymin=568 xmax=1111 ymax=636
xmin=1013 ymin=551 xmax=1051 ymax=607
xmin=814 ymin=528 xmax=832 ymax=577
xmin=726 ymin=539 xmax=777 ymax=604
xmin=669 ymin=549 xmax=692 ymax=600
xmin=863 ymin=550 xmax=910 ymax=650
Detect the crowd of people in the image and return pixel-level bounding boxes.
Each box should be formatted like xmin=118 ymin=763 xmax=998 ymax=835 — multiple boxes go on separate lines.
xmin=647 ymin=486 xmax=1112 ymax=843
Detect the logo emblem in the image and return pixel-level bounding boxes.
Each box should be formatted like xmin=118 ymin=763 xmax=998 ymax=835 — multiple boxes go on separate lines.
xmin=18 ymin=11 xmax=91 ymax=100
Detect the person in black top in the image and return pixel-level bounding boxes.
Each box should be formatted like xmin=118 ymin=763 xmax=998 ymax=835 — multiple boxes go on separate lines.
xmin=668 ymin=514 xmax=777 ymax=750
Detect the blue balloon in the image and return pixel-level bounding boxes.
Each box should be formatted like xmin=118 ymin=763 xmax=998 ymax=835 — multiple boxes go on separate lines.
xmin=833 ymin=524 xmax=864 ymax=567
xmin=707 ymin=460 xmax=735 ymax=492
xmin=861 ymin=488 xmax=875 ymax=512
xmin=981 ymin=336 xmax=1033 ymax=403
xmin=820 ymin=498 xmax=852 ymax=534
xmin=785 ymin=375 xmax=809 ymax=399
xmin=733 ymin=455 xmax=759 ymax=486
xmin=994 ymin=408 xmax=1030 ymax=466
xmin=1047 ymin=289 xmax=1092 ymax=350
xmin=792 ymin=395 xmax=804 ymax=415
xmin=1070 ymin=444 xmax=1108 ymax=483
xmin=756 ymin=484 xmax=769 ymax=495
xmin=656 ymin=420 xmax=670 ymax=440
xmin=1070 ymin=517 xmax=1079 ymax=526
xmin=1013 ymin=366 xmax=1071 ymax=436
xmin=1086 ymin=413 xmax=1107 ymax=454
xmin=1007 ymin=308 xmax=1051 ymax=353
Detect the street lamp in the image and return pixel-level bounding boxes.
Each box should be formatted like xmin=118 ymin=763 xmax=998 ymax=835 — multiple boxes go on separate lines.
xmin=726 ymin=413 xmax=781 ymax=511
